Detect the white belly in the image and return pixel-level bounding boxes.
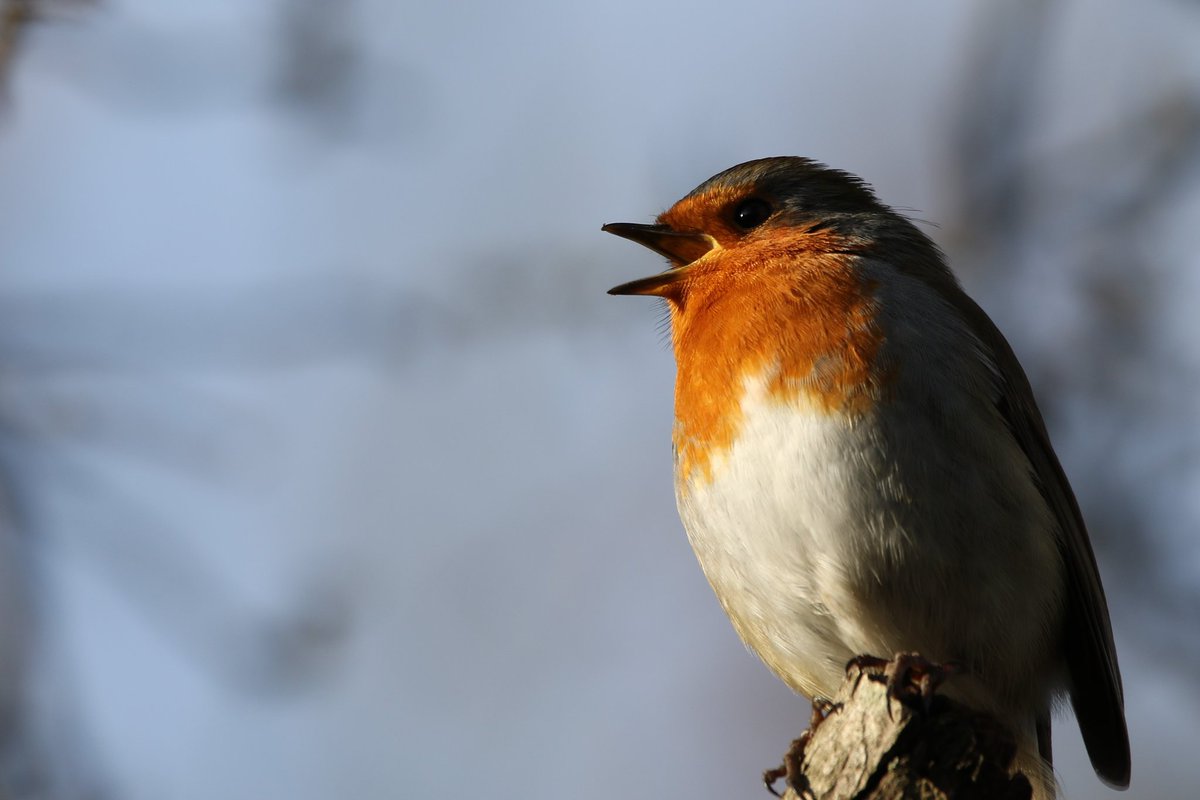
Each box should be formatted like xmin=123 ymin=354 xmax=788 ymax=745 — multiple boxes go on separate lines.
xmin=675 ymin=371 xmax=1064 ymax=711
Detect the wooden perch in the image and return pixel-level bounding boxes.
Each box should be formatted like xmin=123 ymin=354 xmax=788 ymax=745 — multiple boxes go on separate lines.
xmin=769 ymin=658 xmax=1032 ymax=800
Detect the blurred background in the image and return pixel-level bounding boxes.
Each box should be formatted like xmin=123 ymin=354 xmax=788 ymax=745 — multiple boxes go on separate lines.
xmin=0 ymin=0 xmax=1196 ymax=798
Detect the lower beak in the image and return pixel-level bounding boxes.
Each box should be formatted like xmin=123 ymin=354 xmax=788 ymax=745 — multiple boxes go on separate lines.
xmin=602 ymin=223 xmax=716 ymax=296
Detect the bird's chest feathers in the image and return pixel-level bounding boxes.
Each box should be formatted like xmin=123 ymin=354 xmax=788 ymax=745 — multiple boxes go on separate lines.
xmin=670 ymin=261 xmax=886 ymax=490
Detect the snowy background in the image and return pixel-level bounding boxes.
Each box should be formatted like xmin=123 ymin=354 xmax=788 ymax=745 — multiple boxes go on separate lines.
xmin=0 ymin=0 xmax=1197 ymax=798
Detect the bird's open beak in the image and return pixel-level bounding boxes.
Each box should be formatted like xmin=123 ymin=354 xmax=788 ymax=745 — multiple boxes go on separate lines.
xmin=603 ymin=223 xmax=717 ymax=296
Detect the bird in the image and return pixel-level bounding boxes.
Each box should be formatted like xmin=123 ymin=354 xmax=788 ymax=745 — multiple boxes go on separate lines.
xmin=603 ymin=157 xmax=1129 ymax=797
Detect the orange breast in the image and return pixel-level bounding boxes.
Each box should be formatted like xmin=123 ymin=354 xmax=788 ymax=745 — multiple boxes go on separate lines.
xmin=668 ymin=233 xmax=886 ymax=488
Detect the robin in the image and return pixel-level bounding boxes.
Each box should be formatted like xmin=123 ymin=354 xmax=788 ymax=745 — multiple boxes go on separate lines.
xmin=604 ymin=157 xmax=1129 ymax=798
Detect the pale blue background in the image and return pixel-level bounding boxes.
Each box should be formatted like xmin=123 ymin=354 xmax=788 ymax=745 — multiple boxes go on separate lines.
xmin=0 ymin=1 xmax=1196 ymax=798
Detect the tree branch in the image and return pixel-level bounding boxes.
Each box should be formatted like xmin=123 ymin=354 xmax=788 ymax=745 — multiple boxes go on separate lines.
xmin=773 ymin=660 xmax=1032 ymax=800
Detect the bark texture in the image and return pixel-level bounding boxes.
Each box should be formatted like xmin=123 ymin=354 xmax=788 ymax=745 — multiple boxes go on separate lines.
xmin=772 ymin=660 xmax=1033 ymax=800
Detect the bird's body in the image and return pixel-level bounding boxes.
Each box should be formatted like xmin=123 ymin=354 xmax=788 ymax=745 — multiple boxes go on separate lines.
xmin=606 ymin=157 xmax=1129 ymax=797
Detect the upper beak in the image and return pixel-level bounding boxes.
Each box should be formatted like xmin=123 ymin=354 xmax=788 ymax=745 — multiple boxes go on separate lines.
xmin=602 ymin=222 xmax=717 ymax=296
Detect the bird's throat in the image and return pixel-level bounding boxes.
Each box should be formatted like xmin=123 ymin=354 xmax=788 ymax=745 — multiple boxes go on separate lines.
xmin=670 ymin=256 xmax=885 ymax=490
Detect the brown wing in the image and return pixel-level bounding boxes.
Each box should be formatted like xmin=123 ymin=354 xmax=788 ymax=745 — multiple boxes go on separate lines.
xmin=953 ymin=292 xmax=1131 ymax=788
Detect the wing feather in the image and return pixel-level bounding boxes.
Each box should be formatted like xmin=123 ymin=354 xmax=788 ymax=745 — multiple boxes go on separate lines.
xmin=950 ymin=292 xmax=1131 ymax=787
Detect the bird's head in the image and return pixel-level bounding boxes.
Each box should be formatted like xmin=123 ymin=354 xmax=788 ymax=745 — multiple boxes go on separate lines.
xmin=604 ymin=157 xmax=897 ymax=302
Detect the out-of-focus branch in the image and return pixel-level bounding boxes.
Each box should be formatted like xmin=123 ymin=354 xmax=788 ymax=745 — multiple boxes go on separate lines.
xmin=948 ymin=0 xmax=1056 ymax=242
xmin=0 ymin=1 xmax=34 ymax=83
xmin=0 ymin=0 xmax=94 ymax=94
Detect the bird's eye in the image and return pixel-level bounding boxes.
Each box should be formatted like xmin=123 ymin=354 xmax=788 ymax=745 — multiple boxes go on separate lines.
xmin=731 ymin=197 xmax=772 ymax=230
